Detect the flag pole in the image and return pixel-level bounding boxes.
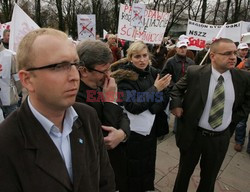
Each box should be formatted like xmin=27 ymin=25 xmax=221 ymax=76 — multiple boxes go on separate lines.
xmin=199 ymin=22 xmax=227 ymax=65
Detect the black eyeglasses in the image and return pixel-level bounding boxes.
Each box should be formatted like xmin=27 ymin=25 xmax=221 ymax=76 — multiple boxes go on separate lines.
xmin=26 ymin=61 xmax=83 ymax=72
xmin=215 ymin=51 xmax=237 ymax=56
xmin=86 ymin=67 xmax=110 ymax=75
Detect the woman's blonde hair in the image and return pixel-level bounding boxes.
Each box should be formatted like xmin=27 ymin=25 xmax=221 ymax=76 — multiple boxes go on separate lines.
xmin=126 ymin=41 xmax=150 ymax=61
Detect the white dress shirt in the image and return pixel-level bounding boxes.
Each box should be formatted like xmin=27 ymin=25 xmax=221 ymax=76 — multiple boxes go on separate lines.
xmin=198 ymin=66 xmax=235 ymax=131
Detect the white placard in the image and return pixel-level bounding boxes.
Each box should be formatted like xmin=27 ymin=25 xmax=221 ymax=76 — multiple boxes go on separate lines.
xmin=124 ymin=109 xmax=155 ymax=136
xmin=77 ymin=14 xmax=96 ymax=41
xmin=118 ymin=4 xmax=170 ymax=45
xmin=131 ymin=3 xmax=146 ymax=27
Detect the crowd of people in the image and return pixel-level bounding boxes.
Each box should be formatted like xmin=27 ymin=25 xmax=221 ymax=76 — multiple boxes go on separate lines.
xmin=0 ymin=28 xmax=249 ymax=192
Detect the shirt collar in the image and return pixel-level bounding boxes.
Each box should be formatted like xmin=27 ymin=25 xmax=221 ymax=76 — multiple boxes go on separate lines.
xmin=211 ymin=65 xmax=231 ymax=82
xmin=28 ymin=96 xmax=78 ymax=135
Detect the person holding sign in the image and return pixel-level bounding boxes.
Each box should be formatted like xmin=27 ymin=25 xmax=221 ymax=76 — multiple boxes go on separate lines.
xmin=170 ymin=38 xmax=250 ymax=192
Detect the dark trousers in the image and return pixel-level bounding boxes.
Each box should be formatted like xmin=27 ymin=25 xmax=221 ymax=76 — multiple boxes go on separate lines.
xmin=127 ymin=131 xmax=157 ymax=192
xmin=173 ymin=128 xmax=230 ymax=192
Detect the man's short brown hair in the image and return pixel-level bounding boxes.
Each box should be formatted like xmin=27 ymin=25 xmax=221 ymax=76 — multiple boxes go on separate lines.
xmin=17 ymin=28 xmax=67 ymax=70
xmin=210 ymin=38 xmax=235 ymax=52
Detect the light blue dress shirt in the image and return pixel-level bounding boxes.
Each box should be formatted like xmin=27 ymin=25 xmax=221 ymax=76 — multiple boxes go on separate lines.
xmin=28 ymin=97 xmax=78 ymax=182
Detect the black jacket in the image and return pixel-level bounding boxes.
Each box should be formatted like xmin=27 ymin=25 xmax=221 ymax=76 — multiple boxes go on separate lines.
xmin=162 ymin=54 xmax=195 ymax=83
xmin=111 ymin=62 xmax=170 ymax=191
xmin=0 ymin=100 xmax=115 ymax=192
xmin=112 ymin=62 xmax=170 ymax=136
xmin=76 ymin=81 xmax=130 ymax=191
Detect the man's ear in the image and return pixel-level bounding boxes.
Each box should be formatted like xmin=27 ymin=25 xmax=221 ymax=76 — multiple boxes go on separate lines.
xmin=209 ymin=52 xmax=215 ymax=61
xmin=18 ymin=70 xmax=35 ymax=92
xmin=78 ymin=67 xmax=88 ymax=78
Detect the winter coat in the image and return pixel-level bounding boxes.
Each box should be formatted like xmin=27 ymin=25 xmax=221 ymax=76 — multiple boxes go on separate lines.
xmin=111 ymin=62 xmax=170 ymax=191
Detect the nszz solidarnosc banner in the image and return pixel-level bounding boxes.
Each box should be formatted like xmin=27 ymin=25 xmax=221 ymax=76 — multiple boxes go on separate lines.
xmin=186 ymin=20 xmax=250 ymax=50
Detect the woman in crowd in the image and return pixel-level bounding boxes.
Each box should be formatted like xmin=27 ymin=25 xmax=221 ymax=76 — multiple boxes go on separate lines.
xmin=111 ymin=41 xmax=172 ymax=191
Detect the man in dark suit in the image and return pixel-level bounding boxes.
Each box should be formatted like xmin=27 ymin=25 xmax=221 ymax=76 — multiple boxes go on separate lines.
xmin=0 ymin=28 xmax=115 ymax=192
xmin=76 ymin=40 xmax=130 ymax=192
xmin=170 ymin=38 xmax=250 ymax=192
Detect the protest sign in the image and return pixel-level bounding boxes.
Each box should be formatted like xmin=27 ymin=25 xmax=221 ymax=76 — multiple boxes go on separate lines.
xmin=117 ymin=4 xmax=170 ymax=44
xmin=241 ymin=32 xmax=250 ymax=43
xmin=9 ymin=3 xmax=40 ymax=52
xmin=131 ymin=3 xmax=146 ymax=27
xmin=77 ymin=14 xmax=96 ymax=41
xmin=186 ymin=20 xmax=250 ymax=50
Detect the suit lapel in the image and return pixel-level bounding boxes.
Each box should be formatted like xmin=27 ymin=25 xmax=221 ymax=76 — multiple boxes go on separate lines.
xmin=199 ymin=65 xmax=212 ymax=105
xmin=230 ymin=69 xmax=240 ymax=110
xmin=18 ymin=100 xmax=72 ymax=191
xmin=70 ymin=119 xmax=85 ymax=192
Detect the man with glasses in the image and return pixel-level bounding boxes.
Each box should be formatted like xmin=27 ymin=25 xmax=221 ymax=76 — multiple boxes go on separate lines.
xmin=76 ymin=40 xmax=130 ymax=192
xmin=0 ymin=28 xmax=115 ymax=192
xmin=170 ymin=38 xmax=250 ymax=192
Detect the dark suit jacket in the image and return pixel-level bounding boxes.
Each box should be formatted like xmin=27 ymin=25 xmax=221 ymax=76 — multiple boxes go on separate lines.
xmin=170 ymin=64 xmax=250 ymax=150
xmin=0 ymin=99 xmax=115 ymax=192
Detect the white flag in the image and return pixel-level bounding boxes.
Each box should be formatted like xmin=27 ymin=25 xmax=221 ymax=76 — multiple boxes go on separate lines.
xmin=9 ymin=3 xmax=40 ymax=52
xmin=103 ymin=29 xmax=108 ymax=39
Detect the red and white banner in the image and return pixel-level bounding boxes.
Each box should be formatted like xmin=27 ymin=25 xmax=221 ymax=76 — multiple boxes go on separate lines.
xmin=117 ymin=4 xmax=170 ymax=45
xmin=9 ymin=3 xmax=39 ymax=52
xmin=186 ymin=20 xmax=250 ymax=50
xmin=0 ymin=22 xmax=11 ymax=39
xmin=77 ymin=14 xmax=96 ymax=41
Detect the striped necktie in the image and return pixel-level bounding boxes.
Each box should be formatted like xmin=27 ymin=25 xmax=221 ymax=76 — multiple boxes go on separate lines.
xmin=208 ymin=75 xmax=224 ymax=129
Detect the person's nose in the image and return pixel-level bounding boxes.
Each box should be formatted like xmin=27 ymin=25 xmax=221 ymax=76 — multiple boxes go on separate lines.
xmin=68 ymin=65 xmax=80 ymax=81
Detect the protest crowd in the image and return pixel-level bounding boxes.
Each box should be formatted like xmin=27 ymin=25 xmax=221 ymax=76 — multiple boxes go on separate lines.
xmin=0 ymin=3 xmax=250 ymax=192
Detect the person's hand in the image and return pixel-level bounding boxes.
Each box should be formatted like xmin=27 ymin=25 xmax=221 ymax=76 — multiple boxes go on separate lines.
xmin=102 ymin=77 xmax=118 ymax=102
xmin=102 ymin=126 xmax=126 ymax=150
xmin=154 ymin=74 xmax=172 ymax=92
xmin=171 ymin=107 xmax=183 ymax=118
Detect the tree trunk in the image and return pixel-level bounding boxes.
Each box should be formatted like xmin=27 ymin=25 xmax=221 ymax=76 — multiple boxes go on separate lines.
xmin=2 ymin=0 xmax=12 ymax=21
xmin=233 ymin=0 xmax=241 ymax=22
xmin=243 ymin=0 xmax=250 ymax=21
xmin=212 ymin=0 xmax=220 ymax=24
xmin=200 ymin=0 xmax=207 ymax=23
xmin=56 ymin=0 xmax=65 ymax=31
xmin=35 ymin=0 xmax=42 ymax=27
xmin=224 ymin=0 xmax=231 ymax=22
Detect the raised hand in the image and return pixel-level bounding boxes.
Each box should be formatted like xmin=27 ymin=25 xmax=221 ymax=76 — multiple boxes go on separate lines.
xmin=154 ymin=73 xmax=172 ymax=92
